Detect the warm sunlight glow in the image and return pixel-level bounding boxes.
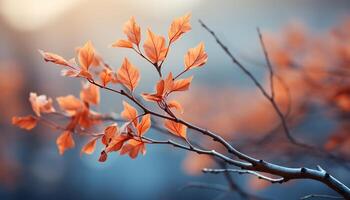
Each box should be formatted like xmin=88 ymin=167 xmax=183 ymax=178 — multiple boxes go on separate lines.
xmin=0 ymin=0 xmax=83 ymax=31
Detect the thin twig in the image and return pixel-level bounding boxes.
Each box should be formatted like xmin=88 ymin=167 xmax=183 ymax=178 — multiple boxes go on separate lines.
xmin=179 ymin=182 xmax=229 ymax=192
xmin=199 ymin=19 xmax=350 ymax=170
xmin=300 ymin=194 xmax=343 ymax=200
xmin=203 ymin=168 xmax=284 ymax=184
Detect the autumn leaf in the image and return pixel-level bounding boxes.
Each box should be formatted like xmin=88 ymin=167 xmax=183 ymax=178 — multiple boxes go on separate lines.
xmin=141 ymin=73 xmax=175 ymax=102
xmin=80 ymin=82 xmax=100 ymax=105
xmin=184 ymin=42 xmax=208 ymax=70
xmin=141 ymin=79 xmax=165 ymax=102
xmin=164 ymin=119 xmax=187 ymax=138
xmin=29 ymin=92 xmax=55 ymax=116
xmin=56 ymin=131 xmax=75 ymax=155
xmin=123 ymin=16 xmax=141 ymax=46
xmin=120 ymin=139 xmax=146 ymax=159
xmin=78 ymin=41 xmax=95 ymax=70
xmin=99 ymin=68 xmax=118 ymax=87
xmin=106 ymin=134 xmax=131 ymax=152
xmin=117 ymin=58 xmax=140 ymax=91
xmin=98 ymin=151 xmax=108 ymax=162
xmin=12 ymin=115 xmax=38 ymax=130
xmin=111 ymin=39 xmax=133 ymax=49
xmin=137 ymin=114 xmax=151 ymax=136
xmin=143 ymin=29 xmax=167 ymax=64
xmin=168 ymin=13 xmax=191 ymax=42
xmin=77 ymin=69 xmax=93 ymax=80
xmin=61 ymin=68 xmax=79 ymax=77
xmin=56 ymin=95 xmax=83 ymax=115
xmin=168 ymin=100 xmax=184 ymax=113
xmin=102 ymin=123 xmax=118 ymax=145
xmin=39 ymin=50 xmax=72 ymax=67
xmin=171 ymin=76 xmax=193 ymax=92
xmin=121 ymin=101 xmax=138 ymax=126
xmin=81 ymin=138 xmax=98 ymax=155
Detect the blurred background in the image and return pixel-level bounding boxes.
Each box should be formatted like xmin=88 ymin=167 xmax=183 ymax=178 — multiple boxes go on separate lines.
xmin=1 ymin=0 xmax=350 ymax=199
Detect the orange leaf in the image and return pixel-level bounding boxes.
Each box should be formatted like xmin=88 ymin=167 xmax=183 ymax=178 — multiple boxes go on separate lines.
xmin=98 ymin=151 xmax=108 ymax=162
xmin=102 ymin=123 xmax=118 ymax=145
xmin=120 ymin=139 xmax=146 ymax=159
xmin=143 ymin=29 xmax=167 ymax=64
xmin=123 ymin=16 xmax=141 ymax=45
xmin=141 ymin=93 xmax=163 ymax=102
xmin=80 ymin=82 xmax=100 ymax=105
xmin=168 ymin=100 xmax=184 ymax=113
xmin=171 ymin=76 xmax=193 ymax=92
xmin=137 ymin=114 xmax=151 ymax=136
xmin=164 ymin=72 xmax=174 ymax=92
xmin=78 ymin=41 xmax=95 ymax=70
xmin=39 ymin=50 xmax=71 ymax=67
xmin=121 ymin=101 xmax=138 ymax=126
xmin=117 ymin=58 xmax=140 ymax=91
xmin=99 ymin=68 xmax=115 ymax=87
xmin=184 ymin=42 xmax=208 ymax=70
xmin=56 ymin=131 xmax=75 ymax=155
xmin=56 ymin=95 xmax=83 ymax=115
xmin=164 ymin=119 xmax=187 ymax=138
xmin=106 ymin=134 xmax=131 ymax=153
xmin=168 ymin=13 xmax=191 ymax=42
xmin=81 ymin=138 xmax=98 ymax=155
xmin=141 ymin=79 xmax=165 ymax=102
xmin=111 ymin=39 xmax=133 ymax=49
xmin=12 ymin=115 xmax=38 ymax=130
xmin=61 ymin=69 xmax=79 ymax=77
xmin=29 ymin=92 xmax=55 ymax=116
xmin=77 ymin=69 xmax=93 ymax=80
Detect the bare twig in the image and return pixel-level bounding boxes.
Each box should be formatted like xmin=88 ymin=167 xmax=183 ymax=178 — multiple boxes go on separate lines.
xmin=203 ymin=168 xmax=284 ymax=184
xmin=199 ymin=19 xmax=350 ymax=170
xmin=180 ymin=182 xmax=229 ymax=192
xmin=257 ymin=27 xmax=275 ymax=99
xmin=300 ymin=194 xmax=343 ymax=200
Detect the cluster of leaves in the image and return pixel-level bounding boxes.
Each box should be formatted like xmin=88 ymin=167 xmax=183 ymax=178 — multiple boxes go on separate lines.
xmin=12 ymin=14 xmax=208 ymax=161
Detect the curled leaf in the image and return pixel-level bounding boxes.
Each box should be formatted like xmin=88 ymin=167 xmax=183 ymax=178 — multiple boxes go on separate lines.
xmin=12 ymin=115 xmax=38 ymax=130
xmin=98 ymin=151 xmax=108 ymax=162
xmin=39 ymin=50 xmax=71 ymax=67
xmin=102 ymin=123 xmax=118 ymax=145
xmin=29 ymin=92 xmax=55 ymax=116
